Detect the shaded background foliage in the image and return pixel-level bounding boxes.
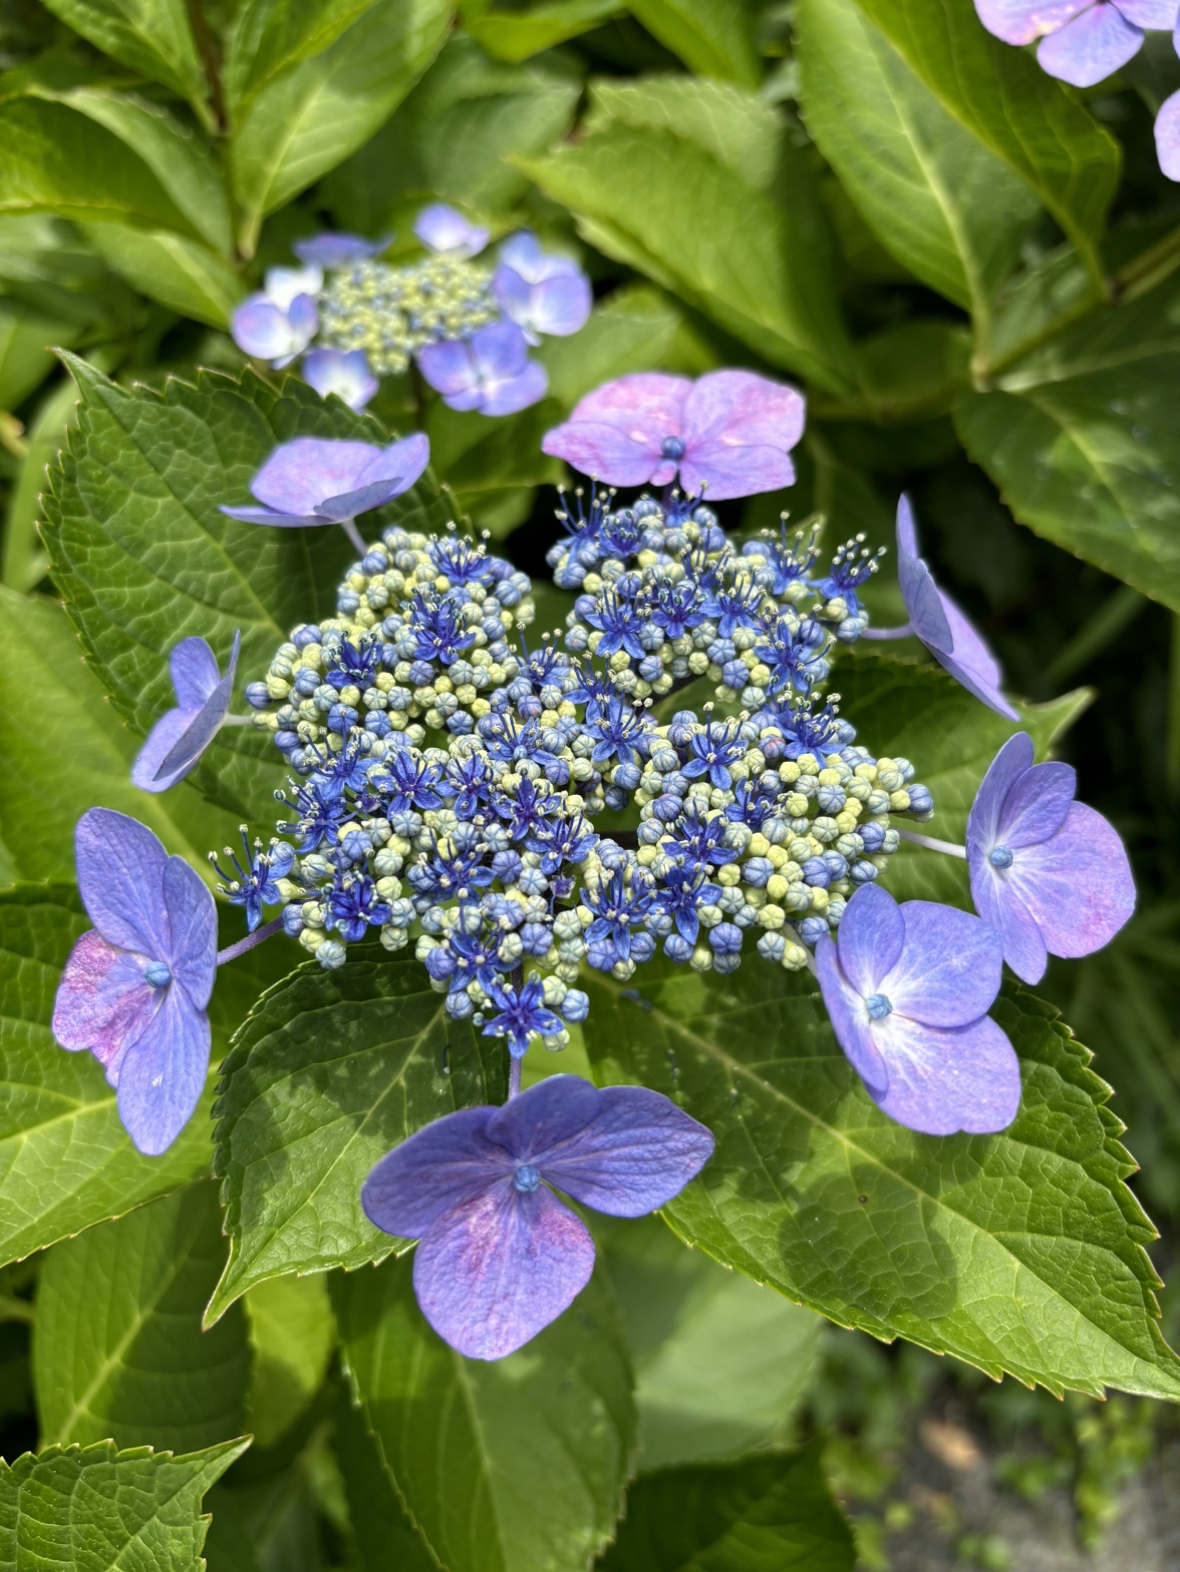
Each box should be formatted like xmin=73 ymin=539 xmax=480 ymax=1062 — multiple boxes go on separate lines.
xmin=2 ymin=0 xmax=1180 ymax=1566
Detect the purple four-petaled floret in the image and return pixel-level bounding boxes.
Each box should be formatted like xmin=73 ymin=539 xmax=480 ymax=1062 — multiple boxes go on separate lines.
xmin=541 ymin=370 xmax=806 ymax=500
xmin=362 ymin=1074 xmax=714 ymax=1359
xmin=302 ymin=348 xmax=379 ymax=412
xmin=493 ymin=233 xmax=592 ymax=344
xmin=894 ymin=496 xmax=1019 ymax=721
xmin=815 ymin=882 xmax=1021 ymax=1136
xmin=966 ymin=732 xmax=1135 ymax=984
xmin=1157 ymin=81 xmax=1180 ymax=181
xmin=414 ymin=203 xmax=489 ymax=259
xmin=132 ymin=632 xmax=241 ymax=793
xmin=418 ymin=321 xmax=548 ymax=417
xmin=293 ymin=232 xmax=388 ymax=268
xmin=231 ymin=265 xmax=321 ymax=367
xmin=219 ymin=434 xmax=429 ymax=530
xmin=52 ymin=809 xmax=217 ymax=1157
xmin=974 ymin=0 xmax=1175 ymax=86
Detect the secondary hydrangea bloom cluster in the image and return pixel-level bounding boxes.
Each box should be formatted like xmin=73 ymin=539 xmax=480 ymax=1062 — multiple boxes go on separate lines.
xmin=53 ymin=365 xmax=1137 ymax=1359
xmin=232 ymin=206 xmax=591 ymax=414
xmin=973 ymin=0 xmax=1180 ymax=180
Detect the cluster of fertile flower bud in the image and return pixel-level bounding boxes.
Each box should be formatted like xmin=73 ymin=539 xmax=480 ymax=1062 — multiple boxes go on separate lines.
xmin=318 ymin=254 xmax=499 ymax=377
xmin=231 ymin=490 xmax=932 ymax=1059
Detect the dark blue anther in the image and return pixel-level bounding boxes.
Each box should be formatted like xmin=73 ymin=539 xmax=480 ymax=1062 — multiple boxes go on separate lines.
xmin=661 ymin=436 xmax=686 ymax=461
xmin=513 ymin=1163 xmax=541 ymax=1194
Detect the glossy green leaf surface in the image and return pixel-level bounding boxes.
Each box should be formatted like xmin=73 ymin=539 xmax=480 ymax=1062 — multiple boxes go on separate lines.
xmin=0 ymin=300 xmax=83 ymax=410
xmin=519 ymin=109 xmax=857 ymax=395
xmin=34 ymin=1184 xmax=249 ymax=1453
xmin=0 ymin=94 xmax=205 ymax=236
xmin=334 ymin=1392 xmax=435 ymax=1572
xmin=623 ymin=0 xmax=760 ymax=87
xmin=582 ymin=964 xmax=1180 ymax=1402
xmin=40 ymin=356 xmax=449 ymax=823
xmin=224 ymin=0 xmax=384 ymax=112
xmin=597 ymin=1447 xmax=855 ymax=1572
xmin=207 ymin=949 xmax=506 ymax=1323
xmin=243 ymin=1273 xmax=337 ymax=1447
xmin=798 ymin=0 xmax=1039 ymax=326
xmin=956 ymin=274 xmax=1180 ymax=612
xmin=0 ymin=885 xmax=216 ymax=1270
xmin=600 ymin=1214 xmax=819 ymax=1469
xmin=856 ymin=0 xmax=1119 ymax=271
xmin=229 ymin=0 xmax=451 ymax=251
xmin=0 ymin=1438 xmax=248 ymax=1570
xmin=585 ymin=75 xmax=783 ymax=192
xmin=457 ymin=0 xmax=623 ymax=63
xmin=328 ymin=34 xmax=582 ymax=230
xmin=36 ymin=0 xmax=210 ymax=122
xmin=335 ymin=1253 xmax=637 ymax=1572
xmin=83 ymin=226 xmax=242 ymax=327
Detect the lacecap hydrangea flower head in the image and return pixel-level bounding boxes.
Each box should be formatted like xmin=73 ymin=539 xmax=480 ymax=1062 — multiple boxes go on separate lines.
xmin=232 ymin=206 xmax=591 ymax=413
xmin=53 ymin=366 xmax=1135 ymax=1361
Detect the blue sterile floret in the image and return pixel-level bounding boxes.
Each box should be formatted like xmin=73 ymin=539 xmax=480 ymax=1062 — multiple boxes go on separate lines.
xmin=233 ymin=490 xmax=933 ymax=1062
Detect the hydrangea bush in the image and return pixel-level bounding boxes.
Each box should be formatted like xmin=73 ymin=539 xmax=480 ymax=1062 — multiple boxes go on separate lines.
xmin=3 ymin=0 xmax=1180 ymax=1566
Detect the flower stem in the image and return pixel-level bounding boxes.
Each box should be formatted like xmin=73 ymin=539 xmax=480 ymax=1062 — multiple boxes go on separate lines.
xmin=217 ymin=914 xmax=284 ymax=966
xmin=221 ymin=713 xmax=256 ymax=727
xmin=507 ymin=963 xmax=525 ymax=1099
xmin=340 ymin=518 xmax=367 ymax=557
xmin=861 ymin=623 xmax=915 ymax=641
xmin=896 ymin=827 xmax=967 ymax=858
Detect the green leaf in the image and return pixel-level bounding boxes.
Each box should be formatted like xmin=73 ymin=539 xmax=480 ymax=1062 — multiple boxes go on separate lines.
xmin=31 ymin=88 xmax=233 ymax=253
xmin=40 ymin=355 xmax=449 ymax=824
xmin=224 ymin=0 xmax=384 ymax=113
xmin=0 ymin=93 xmax=218 ymax=243
xmin=426 ymin=395 xmax=564 ymax=518
xmin=34 ymin=1184 xmax=249 ymax=1452
xmin=955 ymin=274 xmax=1180 ymax=612
xmin=0 ymin=1437 xmax=249 ymax=1570
xmin=797 ymin=0 xmax=1039 ymax=333
xmin=0 ymin=298 xmax=83 ymax=410
xmin=206 ymin=949 xmax=506 ymax=1324
xmin=326 ymin=34 xmax=582 ymax=231
xmin=457 ymin=0 xmax=624 ymax=64
xmin=35 ymin=0 xmax=210 ymax=124
xmin=623 ymin=0 xmax=760 ymax=88
xmin=335 ymin=1252 xmax=637 ymax=1572
xmin=855 ymin=0 xmax=1119 ymax=285
xmin=835 ymin=647 xmax=1090 ymax=907
xmin=0 ymin=589 xmax=242 ymax=882
xmin=0 ymin=883 xmax=278 ymax=1271
xmin=229 ymin=0 xmax=451 ymax=254
xmin=4 ymin=379 xmax=78 ymax=592
xmin=600 ymin=1214 xmax=819 ymax=1470
xmin=538 ymin=285 xmax=717 ymax=409
xmin=519 ymin=117 xmax=856 ymax=395
xmin=82 ymin=225 xmax=243 ymax=327
xmin=244 ymin=1273 xmax=337 ymax=1447
xmin=334 ymin=1391 xmax=434 ymax=1572
xmin=585 ymin=75 xmax=783 ymax=192
xmin=581 ymin=965 xmax=1180 ymax=1401
xmin=597 ymin=1448 xmax=855 ymax=1572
